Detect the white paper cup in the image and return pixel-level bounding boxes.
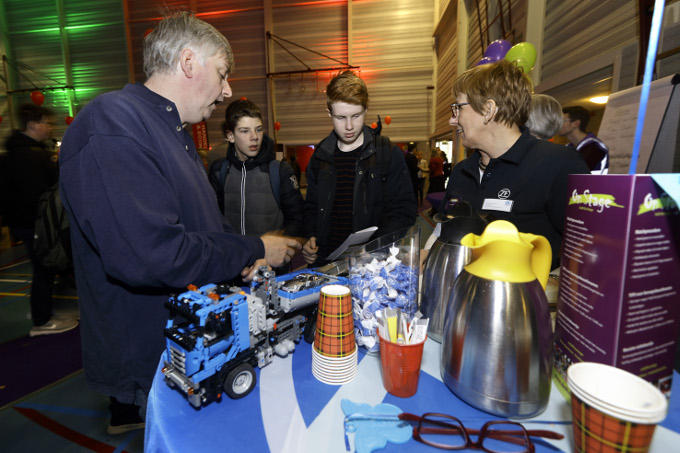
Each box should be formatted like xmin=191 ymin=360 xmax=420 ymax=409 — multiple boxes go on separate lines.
xmin=567 ymin=362 xmax=667 ymax=453
xmin=567 ymin=362 xmax=667 ymax=423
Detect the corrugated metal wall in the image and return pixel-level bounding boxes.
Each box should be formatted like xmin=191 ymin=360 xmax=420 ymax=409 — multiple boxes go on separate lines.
xmin=272 ymin=0 xmax=435 ymax=144
xmin=125 ymin=1 xmax=268 ymax=151
xmin=466 ymin=0 xmax=526 ymax=68
xmin=351 ymin=0 xmax=434 ymax=142
xmin=1 ymin=0 xmax=648 ymax=150
xmin=466 ymin=0 xmax=487 ymax=68
xmin=0 ymin=0 xmax=127 ymax=139
xmin=271 ymin=0 xmax=347 ymax=144
xmin=433 ymin=4 xmax=457 ymax=139
xmin=542 ymin=0 xmax=637 ymax=82
xmin=123 ymin=0 xmax=435 ymax=146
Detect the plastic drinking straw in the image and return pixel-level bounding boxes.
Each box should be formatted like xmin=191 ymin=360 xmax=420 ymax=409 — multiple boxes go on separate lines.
xmin=629 ymin=0 xmax=666 ymax=175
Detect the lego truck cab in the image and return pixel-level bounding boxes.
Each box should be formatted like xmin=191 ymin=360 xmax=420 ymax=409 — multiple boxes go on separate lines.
xmin=162 ymin=268 xmax=346 ymax=408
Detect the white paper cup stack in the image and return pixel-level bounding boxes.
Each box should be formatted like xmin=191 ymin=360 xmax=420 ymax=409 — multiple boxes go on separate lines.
xmin=567 ymin=362 xmax=667 ymax=453
xmin=311 ymin=285 xmax=358 ymax=385
xmin=567 ymin=362 xmax=667 ymax=424
xmin=311 ymin=347 xmax=358 ymax=385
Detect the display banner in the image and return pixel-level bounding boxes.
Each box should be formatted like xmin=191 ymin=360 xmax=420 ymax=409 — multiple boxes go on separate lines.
xmin=192 ymin=121 xmax=209 ymax=150
xmin=553 ymin=174 xmax=680 ymax=399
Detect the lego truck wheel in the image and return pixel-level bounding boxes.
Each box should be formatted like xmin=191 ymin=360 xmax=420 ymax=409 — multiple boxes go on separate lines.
xmin=224 ymin=363 xmax=256 ymax=399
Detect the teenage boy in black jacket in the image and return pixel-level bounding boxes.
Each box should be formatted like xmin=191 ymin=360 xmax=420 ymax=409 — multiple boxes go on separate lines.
xmin=302 ymin=71 xmax=416 ymax=265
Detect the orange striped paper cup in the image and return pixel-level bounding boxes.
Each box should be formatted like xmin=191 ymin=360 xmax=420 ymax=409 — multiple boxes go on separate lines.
xmin=313 ymin=284 xmax=356 ymax=358
xmin=567 ymin=362 xmax=667 ymax=453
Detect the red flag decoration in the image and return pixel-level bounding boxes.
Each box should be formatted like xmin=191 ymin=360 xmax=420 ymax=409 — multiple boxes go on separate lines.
xmin=191 ymin=121 xmax=210 ymax=150
xmin=31 ymin=91 xmax=45 ymax=106
xmin=65 ymin=116 xmax=74 ymax=125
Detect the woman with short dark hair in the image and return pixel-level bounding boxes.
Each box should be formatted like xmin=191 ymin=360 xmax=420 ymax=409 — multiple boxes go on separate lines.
xmin=445 ymin=60 xmax=589 ymax=269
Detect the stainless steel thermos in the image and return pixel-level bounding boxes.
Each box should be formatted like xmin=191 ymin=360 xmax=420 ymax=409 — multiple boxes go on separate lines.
xmin=440 ymin=220 xmax=553 ymax=418
xmin=420 ymin=200 xmax=486 ymax=342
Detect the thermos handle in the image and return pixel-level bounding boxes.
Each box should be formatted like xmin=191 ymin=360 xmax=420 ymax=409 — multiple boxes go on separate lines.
xmin=528 ymin=235 xmax=551 ymax=289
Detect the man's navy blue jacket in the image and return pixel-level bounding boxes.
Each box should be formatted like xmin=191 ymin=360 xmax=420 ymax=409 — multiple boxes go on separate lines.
xmin=59 ymin=83 xmax=264 ymax=404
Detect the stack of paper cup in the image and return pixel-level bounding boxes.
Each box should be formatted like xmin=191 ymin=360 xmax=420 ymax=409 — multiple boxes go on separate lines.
xmin=312 ymin=285 xmax=357 ymax=385
xmin=567 ymin=362 xmax=668 ymax=453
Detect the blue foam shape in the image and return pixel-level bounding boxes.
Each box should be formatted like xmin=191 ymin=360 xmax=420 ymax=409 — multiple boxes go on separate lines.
xmin=341 ymin=399 xmax=411 ymax=453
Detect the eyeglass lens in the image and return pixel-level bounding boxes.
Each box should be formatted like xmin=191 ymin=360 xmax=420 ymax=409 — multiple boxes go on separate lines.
xmin=450 ymin=104 xmax=459 ymax=117
xmin=416 ymin=413 xmax=467 ymax=449
xmin=479 ymin=422 xmax=531 ymax=453
xmin=451 ymin=104 xmax=465 ymax=118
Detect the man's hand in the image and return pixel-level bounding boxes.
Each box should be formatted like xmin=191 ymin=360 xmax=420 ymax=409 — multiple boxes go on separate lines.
xmin=241 ymin=258 xmax=268 ymax=282
xmin=261 ymin=234 xmax=301 ymax=268
xmin=302 ymin=236 xmax=319 ymax=265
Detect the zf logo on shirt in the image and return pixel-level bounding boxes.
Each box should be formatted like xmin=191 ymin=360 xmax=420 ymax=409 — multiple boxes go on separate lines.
xmin=497 ymin=188 xmax=511 ymax=199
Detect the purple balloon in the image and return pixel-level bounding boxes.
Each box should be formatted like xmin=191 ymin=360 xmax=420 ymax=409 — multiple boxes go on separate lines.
xmin=484 ymin=39 xmax=512 ymax=61
xmin=476 ymin=56 xmax=494 ymax=66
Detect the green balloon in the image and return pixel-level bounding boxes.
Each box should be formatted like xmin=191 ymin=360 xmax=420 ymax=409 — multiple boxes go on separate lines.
xmin=504 ymin=42 xmax=536 ymax=73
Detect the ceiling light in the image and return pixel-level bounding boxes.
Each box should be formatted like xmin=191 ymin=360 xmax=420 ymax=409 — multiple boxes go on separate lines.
xmin=589 ymin=96 xmax=609 ymax=104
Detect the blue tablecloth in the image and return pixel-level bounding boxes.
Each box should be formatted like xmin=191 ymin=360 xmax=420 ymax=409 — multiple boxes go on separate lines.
xmin=145 ymin=339 xmax=680 ymax=452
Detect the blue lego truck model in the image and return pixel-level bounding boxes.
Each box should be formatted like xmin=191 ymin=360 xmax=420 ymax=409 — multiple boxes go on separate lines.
xmin=161 ymin=268 xmax=347 ymax=408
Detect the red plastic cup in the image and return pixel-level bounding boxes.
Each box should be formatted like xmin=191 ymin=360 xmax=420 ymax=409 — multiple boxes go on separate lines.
xmin=378 ymin=332 xmax=426 ymax=398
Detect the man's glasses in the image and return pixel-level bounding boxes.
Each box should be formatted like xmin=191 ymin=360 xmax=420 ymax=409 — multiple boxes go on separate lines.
xmin=344 ymin=412 xmax=564 ymax=452
xmin=450 ymin=102 xmax=470 ymax=118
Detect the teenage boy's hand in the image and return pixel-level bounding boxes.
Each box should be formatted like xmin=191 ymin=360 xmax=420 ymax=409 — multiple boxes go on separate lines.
xmin=302 ymin=237 xmax=319 ymax=264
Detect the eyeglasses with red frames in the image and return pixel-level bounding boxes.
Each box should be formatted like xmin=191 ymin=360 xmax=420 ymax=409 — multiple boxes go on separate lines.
xmin=450 ymin=102 xmax=470 ymax=118
xmin=344 ymin=412 xmax=564 ymax=452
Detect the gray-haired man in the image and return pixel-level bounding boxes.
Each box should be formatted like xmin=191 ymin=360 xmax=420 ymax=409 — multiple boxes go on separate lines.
xmin=60 ymin=12 xmax=299 ymax=434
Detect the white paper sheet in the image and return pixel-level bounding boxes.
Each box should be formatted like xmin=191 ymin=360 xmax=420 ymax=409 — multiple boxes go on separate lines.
xmin=325 ymin=226 xmax=378 ymax=261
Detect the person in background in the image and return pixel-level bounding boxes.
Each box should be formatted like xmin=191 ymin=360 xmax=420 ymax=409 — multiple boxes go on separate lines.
xmin=1 ymin=104 xmax=78 ymax=337
xmin=558 ymin=105 xmax=609 ymax=174
xmin=208 ymin=99 xmax=304 ymax=247
xmin=417 ymin=151 xmax=429 ymax=204
xmin=59 ymin=12 xmax=299 ymax=435
xmin=428 ymin=148 xmax=445 ymax=193
xmin=288 ymin=153 xmax=301 ymax=184
xmin=526 ymin=94 xmax=563 ymax=140
xmin=404 ymin=142 xmax=419 ymax=198
xmin=302 ymin=70 xmax=416 ymax=266
xmin=441 ymin=151 xmax=452 ymax=186
xmin=446 ymin=60 xmax=589 ymax=269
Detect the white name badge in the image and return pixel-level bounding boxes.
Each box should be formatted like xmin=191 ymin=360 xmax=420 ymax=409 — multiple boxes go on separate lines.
xmin=482 ymin=198 xmax=514 ymax=212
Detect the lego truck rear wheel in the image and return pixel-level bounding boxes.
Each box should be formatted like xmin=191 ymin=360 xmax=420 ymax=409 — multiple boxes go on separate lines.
xmin=224 ymin=363 xmax=256 ymax=399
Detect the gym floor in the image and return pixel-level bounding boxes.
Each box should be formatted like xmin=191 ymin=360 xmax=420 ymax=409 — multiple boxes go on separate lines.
xmin=1 ymin=227 xmax=143 ymax=453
